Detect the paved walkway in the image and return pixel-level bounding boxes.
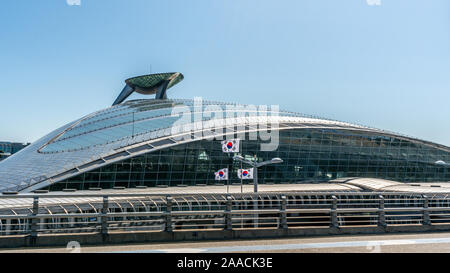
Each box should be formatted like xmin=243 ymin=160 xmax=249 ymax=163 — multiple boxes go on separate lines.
xmin=4 ymin=231 xmax=450 ymax=253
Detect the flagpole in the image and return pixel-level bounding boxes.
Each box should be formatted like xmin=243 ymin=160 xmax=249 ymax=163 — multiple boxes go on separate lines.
xmin=227 ymin=154 xmax=231 ymax=194
xmin=221 ymin=138 xmax=240 ymax=194
xmin=240 ymin=160 xmax=243 ymax=193
xmin=253 ymin=154 xmax=258 ymax=193
xmin=132 ymin=112 xmax=135 ymax=138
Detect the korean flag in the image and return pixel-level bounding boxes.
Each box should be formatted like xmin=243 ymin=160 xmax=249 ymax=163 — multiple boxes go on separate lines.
xmin=222 ymin=139 xmax=240 ymax=153
xmin=237 ymin=168 xmax=254 ymax=179
xmin=215 ymin=168 xmax=229 ymax=180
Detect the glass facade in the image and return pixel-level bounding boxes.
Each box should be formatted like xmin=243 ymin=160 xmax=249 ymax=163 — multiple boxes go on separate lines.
xmin=39 ymin=99 xmax=301 ymax=153
xmin=46 ymin=128 xmax=450 ymax=191
xmin=2 ymin=97 xmax=449 ymax=193
xmin=0 ymin=97 xmax=359 ymax=193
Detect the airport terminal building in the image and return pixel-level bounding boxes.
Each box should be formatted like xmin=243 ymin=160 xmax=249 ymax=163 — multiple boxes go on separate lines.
xmin=0 ymin=72 xmax=449 ymax=193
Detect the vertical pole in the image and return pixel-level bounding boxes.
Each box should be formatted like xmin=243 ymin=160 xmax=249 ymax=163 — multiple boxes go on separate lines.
xmin=330 ymin=195 xmax=338 ymax=228
xmin=5 ymin=219 xmax=11 ymax=235
xmin=240 ymin=161 xmax=243 ymax=193
xmin=165 ymin=196 xmax=173 ymax=232
xmin=253 ymin=167 xmax=258 ymax=193
xmin=227 ymin=154 xmax=231 ymax=194
xmin=253 ymin=154 xmax=258 ymax=193
xmin=423 ymin=195 xmax=431 ymax=225
xmin=378 ymin=195 xmax=386 ymax=227
xmin=101 ymin=196 xmax=109 ymax=235
xmin=280 ymin=195 xmax=288 ymax=229
xmin=253 ymin=197 xmax=259 ymax=228
xmin=227 ymin=172 xmax=229 ymax=194
xmin=225 ymin=196 xmax=233 ymax=230
xmin=30 ymin=197 xmax=39 ymax=238
xmin=132 ymin=112 xmax=135 ymax=138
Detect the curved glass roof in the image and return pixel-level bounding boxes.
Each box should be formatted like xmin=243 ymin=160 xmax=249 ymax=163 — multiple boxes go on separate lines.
xmin=0 ymin=98 xmax=449 ymax=193
xmin=39 ymin=99 xmax=307 ymax=153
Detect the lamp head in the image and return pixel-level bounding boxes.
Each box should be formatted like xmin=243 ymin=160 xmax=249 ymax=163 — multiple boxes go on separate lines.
xmin=271 ymin=158 xmax=283 ymax=164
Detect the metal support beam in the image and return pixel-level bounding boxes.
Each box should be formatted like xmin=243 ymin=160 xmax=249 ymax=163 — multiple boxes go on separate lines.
xmin=225 ymin=196 xmax=233 ymax=230
xmin=165 ymin=196 xmax=173 ymax=232
xmin=253 ymin=167 xmax=258 ymax=193
xmin=101 ymin=196 xmax=109 ymax=235
xmin=331 ymin=195 xmax=338 ymax=228
xmin=423 ymin=195 xmax=431 ymax=225
xmin=378 ymin=195 xmax=386 ymax=227
xmin=155 ymin=80 xmax=170 ymax=100
xmin=30 ymin=197 xmax=39 ymax=238
xmin=253 ymin=198 xmax=259 ymax=228
xmin=112 ymin=85 xmax=135 ymax=106
xmin=5 ymin=219 xmax=11 ymax=235
xmin=280 ymin=195 xmax=288 ymax=229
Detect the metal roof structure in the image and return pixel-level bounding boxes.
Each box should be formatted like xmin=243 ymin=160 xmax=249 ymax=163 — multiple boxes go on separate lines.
xmin=113 ymin=72 xmax=184 ymax=105
xmin=0 ymin=73 xmax=449 ymax=193
xmin=0 ymin=98 xmax=370 ymax=193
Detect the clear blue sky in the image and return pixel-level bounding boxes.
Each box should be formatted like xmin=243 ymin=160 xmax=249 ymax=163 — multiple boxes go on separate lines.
xmin=1 ymin=0 xmax=449 ymax=146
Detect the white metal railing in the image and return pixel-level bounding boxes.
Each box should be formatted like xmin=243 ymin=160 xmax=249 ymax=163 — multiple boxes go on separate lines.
xmin=1 ymin=192 xmax=450 ymax=237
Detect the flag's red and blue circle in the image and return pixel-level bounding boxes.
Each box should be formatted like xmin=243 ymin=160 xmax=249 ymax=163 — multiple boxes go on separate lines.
xmin=227 ymin=142 xmax=233 ymax=149
xmin=219 ymin=171 xmax=224 ymax=177
xmin=243 ymin=170 xmax=248 ymax=176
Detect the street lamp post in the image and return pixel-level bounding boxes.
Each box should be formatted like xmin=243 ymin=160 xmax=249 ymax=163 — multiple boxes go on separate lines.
xmin=233 ymin=155 xmax=283 ymax=193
